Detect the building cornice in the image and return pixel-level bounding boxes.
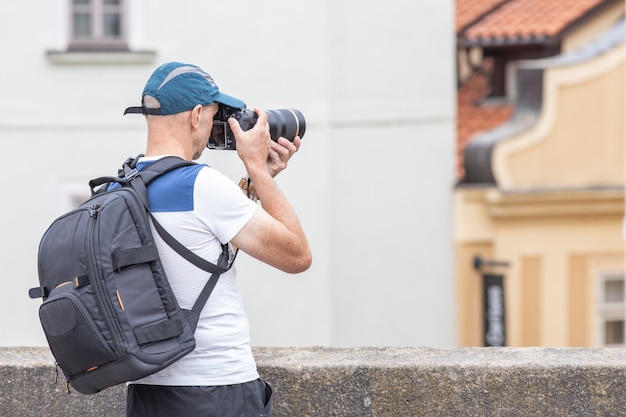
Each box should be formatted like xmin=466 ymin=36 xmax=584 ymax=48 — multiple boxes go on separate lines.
xmin=482 ymin=187 xmax=624 ymax=218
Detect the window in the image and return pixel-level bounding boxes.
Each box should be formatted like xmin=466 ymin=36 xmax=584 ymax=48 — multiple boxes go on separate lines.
xmin=69 ymin=0 xmax=127 ymax=51
xmin=597 ymin=272 xmax=625 ymax=346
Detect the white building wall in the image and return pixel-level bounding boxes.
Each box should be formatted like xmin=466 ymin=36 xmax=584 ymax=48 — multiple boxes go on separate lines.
xmin=1 ymin=0 xmax=456 ymax=347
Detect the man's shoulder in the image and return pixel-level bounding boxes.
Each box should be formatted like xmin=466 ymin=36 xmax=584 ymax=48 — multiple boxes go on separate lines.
xmin=148 ymin=164 xmax=208 ymax=212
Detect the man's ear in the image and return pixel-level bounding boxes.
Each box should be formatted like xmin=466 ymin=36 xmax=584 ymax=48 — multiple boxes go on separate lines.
xmin=190 ymin=104 xmax=203 ymax=129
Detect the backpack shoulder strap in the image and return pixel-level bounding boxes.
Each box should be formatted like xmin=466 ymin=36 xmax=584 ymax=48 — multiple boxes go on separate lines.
xmin=130 ymin=156 xmax=235 ymax=319
xmin=134 ymin=156 xmax=197 ymax=186
xmin=126 ymin=156 xmax=234 ymax=323
xmin=119 ymin=155 xmax=194 ymax=206
xmin=123 ymin=156 xmax=233 ymax=273
xmin=88 ymin=155 xmax=196 ymax=195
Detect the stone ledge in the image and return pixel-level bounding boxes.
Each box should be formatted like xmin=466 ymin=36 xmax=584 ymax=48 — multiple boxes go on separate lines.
xmin=2 ymin=347 xmax=625 ymax=416
xmin=45 ymin=50 xmax=157 ymax=65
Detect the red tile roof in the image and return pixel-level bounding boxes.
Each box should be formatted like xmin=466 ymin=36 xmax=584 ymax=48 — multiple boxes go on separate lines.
xmin=456 ymin=0 xmax=508 ymax=33
xmin=461 ymin=0 xmax=613 ymax=45
xmin=455 ymin=0 xmax=616 ymax=180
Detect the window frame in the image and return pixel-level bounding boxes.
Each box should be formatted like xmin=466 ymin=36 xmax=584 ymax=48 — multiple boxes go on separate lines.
xmin=596 ymin=271 xmax=625 ymax=347
xmin=68 ymin=0 xmax=128 ymax=51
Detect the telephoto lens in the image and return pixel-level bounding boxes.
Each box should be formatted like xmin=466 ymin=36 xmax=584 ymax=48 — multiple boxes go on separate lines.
xmin=266 ymin=109 xmax=306 ymax=142
xmin=208 ymin=108 xmax=306 ymax=150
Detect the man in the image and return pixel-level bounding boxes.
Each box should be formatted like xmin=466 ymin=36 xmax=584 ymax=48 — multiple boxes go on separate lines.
xmin=122 ymin=62 xmax=312 ymax=417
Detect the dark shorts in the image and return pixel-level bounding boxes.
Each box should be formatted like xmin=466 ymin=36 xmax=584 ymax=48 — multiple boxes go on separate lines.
xmin=126 ymin=378 xmax=273 ymax=417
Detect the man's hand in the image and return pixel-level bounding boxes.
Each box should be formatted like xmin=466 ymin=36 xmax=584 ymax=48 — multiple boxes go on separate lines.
xmin=228 ymin=107 xmax=272 ymax=175
xmin=268 ymin=136 xmax=301 ymax=177
xmin=229 ymin=107 xmax=301 ymax=178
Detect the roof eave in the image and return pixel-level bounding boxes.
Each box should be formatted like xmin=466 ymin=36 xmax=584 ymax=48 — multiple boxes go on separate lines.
xmin=458 ymin=34 xmax=557 ymax=49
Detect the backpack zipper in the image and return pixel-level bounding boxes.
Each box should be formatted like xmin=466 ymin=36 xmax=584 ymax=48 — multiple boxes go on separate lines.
xmin=85 ymin=204 xmax=124 ymax=356
xmin=53 ymin=362 xmax=72 ymax=394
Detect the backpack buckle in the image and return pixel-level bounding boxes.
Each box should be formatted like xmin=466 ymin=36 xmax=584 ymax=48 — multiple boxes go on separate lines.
xmin=126 ymin=168 xmax=140 ymax=181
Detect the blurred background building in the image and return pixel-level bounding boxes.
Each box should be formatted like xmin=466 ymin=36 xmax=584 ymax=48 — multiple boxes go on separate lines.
xmin=455 ymin=0 xmax=625 ymax=347
xmin=1 ymin=1 xmax=456 ymax=347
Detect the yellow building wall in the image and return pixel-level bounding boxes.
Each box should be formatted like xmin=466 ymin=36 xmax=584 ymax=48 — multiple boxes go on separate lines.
xmin=493 ymin=44 xmax=625 ymax=190
xmin=455 ymin=190 xmax=624 ymax=347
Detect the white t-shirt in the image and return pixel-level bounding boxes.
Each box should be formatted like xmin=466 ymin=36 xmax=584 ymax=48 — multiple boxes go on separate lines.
xmin=131 ymin=156 xmax=259 ymax=386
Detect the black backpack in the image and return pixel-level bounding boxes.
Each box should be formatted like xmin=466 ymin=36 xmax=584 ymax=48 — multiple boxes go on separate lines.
xmin=29 ymin=156 xmax=234 ymax=394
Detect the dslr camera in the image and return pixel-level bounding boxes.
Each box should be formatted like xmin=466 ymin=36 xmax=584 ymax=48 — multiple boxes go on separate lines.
xmin=208 ymin=107 xmax=306 ymax=150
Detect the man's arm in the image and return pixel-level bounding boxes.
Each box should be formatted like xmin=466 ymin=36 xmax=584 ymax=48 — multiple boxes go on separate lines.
xmin=228 ymin=108 xmax=312 ymax=273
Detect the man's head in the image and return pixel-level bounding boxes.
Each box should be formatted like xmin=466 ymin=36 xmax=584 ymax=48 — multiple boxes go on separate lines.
xmin=124 ymin=62 xmax=245 ymax=116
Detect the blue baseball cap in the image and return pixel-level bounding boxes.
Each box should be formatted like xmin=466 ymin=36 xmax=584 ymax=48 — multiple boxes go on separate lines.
xmin=124 ymin=62 xmax=246 ymax=115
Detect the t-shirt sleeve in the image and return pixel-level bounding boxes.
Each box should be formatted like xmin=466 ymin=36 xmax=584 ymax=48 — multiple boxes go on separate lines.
xmin=193 ymin=167 xmax=257 ymax=244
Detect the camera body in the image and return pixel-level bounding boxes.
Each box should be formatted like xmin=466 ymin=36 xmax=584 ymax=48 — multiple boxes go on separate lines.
xmin=208 ymin=107 xmax=306 ymax=150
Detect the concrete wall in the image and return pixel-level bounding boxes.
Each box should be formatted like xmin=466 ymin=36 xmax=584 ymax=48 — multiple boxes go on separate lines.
xmin=2 ymin=0 xmax=456 ymax=348
xmin=3 ymin=347 xmax=625 ymax=416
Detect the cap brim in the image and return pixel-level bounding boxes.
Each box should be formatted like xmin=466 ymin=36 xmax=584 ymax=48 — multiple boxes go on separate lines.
xmin=214 ymin=92 xmax=246 ymax=109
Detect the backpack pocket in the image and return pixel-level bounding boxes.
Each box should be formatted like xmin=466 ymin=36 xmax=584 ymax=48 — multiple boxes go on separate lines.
xmin=39 ymin=290 xmax=116 ymax=377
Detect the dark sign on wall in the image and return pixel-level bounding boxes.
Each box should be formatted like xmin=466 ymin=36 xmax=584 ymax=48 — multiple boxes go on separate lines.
xmin=483 ymin=274 xmax=506 ymax=347
xmin=473 ymin=256 xmax=509 ymax=347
